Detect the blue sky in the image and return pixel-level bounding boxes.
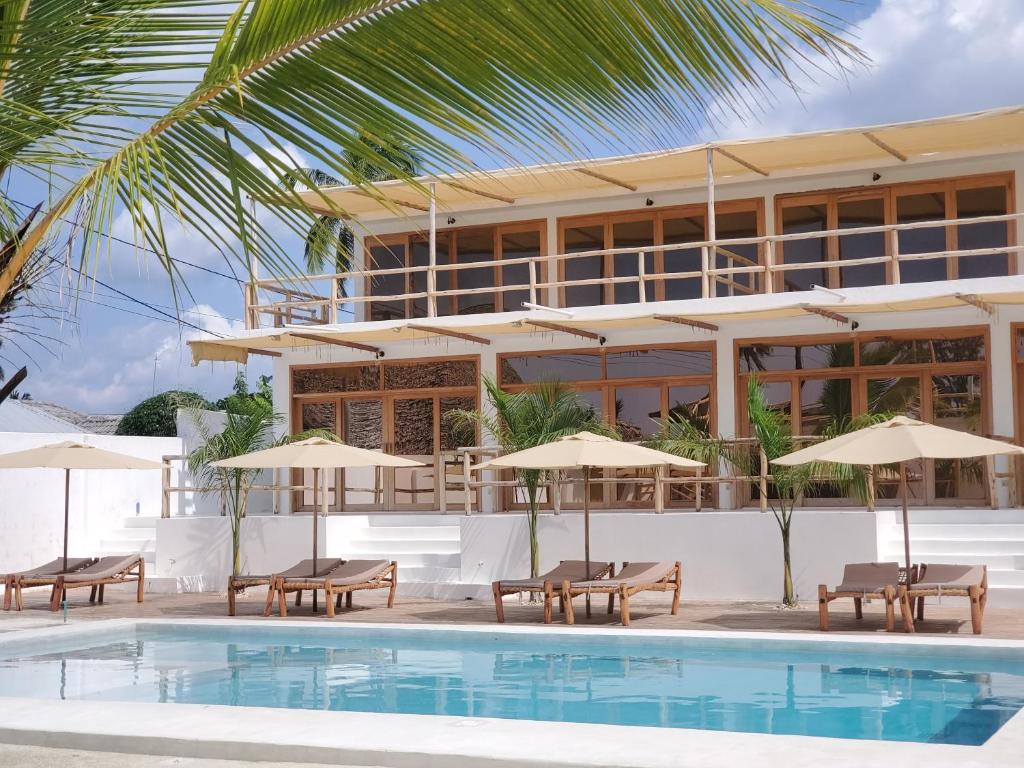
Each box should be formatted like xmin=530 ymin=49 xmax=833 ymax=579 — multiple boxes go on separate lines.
xmin=6 ymin=0 xmax=1024 ymax=414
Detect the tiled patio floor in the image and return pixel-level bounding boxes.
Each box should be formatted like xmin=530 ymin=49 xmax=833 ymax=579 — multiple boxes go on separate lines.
xmin=2 ymin=583 xmax=1020 ymax=638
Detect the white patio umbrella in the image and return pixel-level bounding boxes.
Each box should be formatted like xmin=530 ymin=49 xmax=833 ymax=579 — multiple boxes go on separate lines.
xmin=772 ymin=415 xmax=1024 ymax=575
xmin=0 ymin=441 xmax=163 ymax=572
xmin=213 ymin=437 xmax=423 ymax=611
xmin=474 ymin=431 xmax=704 ymax=580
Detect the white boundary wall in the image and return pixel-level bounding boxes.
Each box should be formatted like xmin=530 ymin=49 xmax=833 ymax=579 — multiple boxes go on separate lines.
xmin=0 ymin=432 xmax=181 ymax=573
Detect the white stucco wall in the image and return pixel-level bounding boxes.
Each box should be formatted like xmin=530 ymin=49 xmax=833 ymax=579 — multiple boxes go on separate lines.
xmin=0 ymin=432 xmax=181 ymax=573
xmin=459 ymin=510 xmax=879 ymax=603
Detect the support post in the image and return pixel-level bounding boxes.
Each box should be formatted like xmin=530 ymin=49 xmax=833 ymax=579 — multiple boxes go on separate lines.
xmin=161 ymin=460 xmax=172 ymax=518
xmin=695 ymin=466 xmax=702 ymax=512
xmin=551 ymin=471 xmax=562 ymax=515
xmin=888 ymin=228 xmax=901 ymax=285
xmin=866 ymin=467 xmax=876 ymax=513
xmin=759 ymin=446 xmax=768 ymax=514
xmin=463 ymin=450 xmax=473 ymax=515
xmin=700 ymin=246 xmax=710 ymax=298
xmin=528 ymin=259 xmax=538 ymax=306
xmin=637 ymin=251 xmax=647 ymax=303
xmin=428 ymin=181 xmax=438 ymax=318
xmin=653 ymin=466 xmax=664 ymax=513
xmin=764 ymin=239 xmax=775 ymax=294
xmin=705 ymin=146 xmax=716 ymax=297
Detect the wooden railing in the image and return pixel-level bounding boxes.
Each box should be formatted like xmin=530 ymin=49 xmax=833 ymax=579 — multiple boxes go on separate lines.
xmin=245 ymin=213 xmax=1023 ymax=328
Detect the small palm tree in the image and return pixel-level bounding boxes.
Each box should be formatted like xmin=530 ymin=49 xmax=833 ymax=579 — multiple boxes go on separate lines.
xmin=187 ymin=391 xmax=334 ymax=576
xmin=650 ymin=377 xmax=889 ymax=606
xmin=450 ymin=378 xmax=611 ymax=578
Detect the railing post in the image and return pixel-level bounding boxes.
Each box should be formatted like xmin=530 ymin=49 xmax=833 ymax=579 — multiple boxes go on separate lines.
xmin=551 ymin=471 xmax=561 ymax=515
xmin=439 ymin=453 xmax=448 ymax=514
xmin=328 ymin=278 xmax=338 ymax=324
xmin=986 ymin=456 xmax=998 ymax=510
xmin=637 ymin=251 xmax=647 ymax=303
xmin=888 ymin=228 xmax=901 ymax=285
xmin=764 ymin=240 xmax=775 ymax=295
xmin=700 ymin=246 xmax=710 ymax=298
xmin=759 ymin=446 xmax=768 ymax=514
xmin=463 ymin=450 xmax=473 ymax=515
xmin=653 ymin=466 xmax=664 ymax=513
xmin=428 ymin=181 xmax=438 ymax=318
xmin=694 ymin=466 xmax=702 ymax=512
xmin=161 ymin=458 xmax=172 ymax=518
xmin=528 ymin=259 xmax=538 ymax=306
xmin=866 ymin=467 xmax=875 ymax=513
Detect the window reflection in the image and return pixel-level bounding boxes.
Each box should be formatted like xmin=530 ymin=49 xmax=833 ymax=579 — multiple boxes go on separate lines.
xmin=614 ymin=386 xmax=661 ymax=441
xmin=501 ymin=230 xmax=540 ymax=312
xmin=611 ymin=220 xmax=654 ymax=304
xmin=780 ymin=204 xmax=827 ymax=292
xmin=662 ymin=215 xmax=704 ymax=300
xmin=738 ymin=343 xmax=853 ymax=373
xmin=715 ymin=210 xmax=759 ymax=296
xmin=606 ymin=348 xmax=713 ymax=378
xmin=956 ymin=186 xmax=1009 ymax=279
xmin=933 ymin=374 xmax=985 ymax=500
xmin=368 ymin=243 xmax=407 ymax=320
xmin=455 ymin=228 xmax=496 ymax=315
xmin=896 ymin=192 xmax=948 ymax=283
xmin=563 ymin=225 xmax=605 ymax=307
xmin=410 ymin=233 xmax=451 ymax=318
xmin=838 ymin=197 xmax=886 ymax=287
xmin=500 ymin=353 xmax=602 ymax=385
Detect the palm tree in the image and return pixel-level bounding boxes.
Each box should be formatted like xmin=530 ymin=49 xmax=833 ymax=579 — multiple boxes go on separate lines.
xmin=449 ymin=378 xmax=611 ymax=578
xmin=649 ymin=377 xmax=889 ymax=606
xmin=186 ymin=393 xmax=334 ymax=576
xmin=0 ymin=2 xmax=862 ymax=305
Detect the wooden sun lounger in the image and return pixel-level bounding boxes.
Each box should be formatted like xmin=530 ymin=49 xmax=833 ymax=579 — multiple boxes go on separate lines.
xmin=562 ymin=561 xmax=682 ymax=627
xmin=898 ymin=563 xmax=988 ymax=634
xmin=270 ymin=560 xmax=398 ymax=618
xmin=227 ymin=558 xmax=344 ymax=616
xmin=14 ymin=554 xmax=144 ymax=612
xmin=817 ymin=562 xmax=902 ymax=632
xmin=3 ymin=557 xmax=96 ymax=611
xmin=491 ymin=560 xmax=614 ymax=624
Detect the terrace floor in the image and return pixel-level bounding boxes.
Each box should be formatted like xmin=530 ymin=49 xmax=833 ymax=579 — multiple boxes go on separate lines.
xmin=1 ymin=583 xmax=1021 ymax=637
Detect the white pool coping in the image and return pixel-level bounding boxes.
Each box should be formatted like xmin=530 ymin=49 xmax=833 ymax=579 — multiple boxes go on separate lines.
xmin=1 ymin=619 xmax=1024 ymax=768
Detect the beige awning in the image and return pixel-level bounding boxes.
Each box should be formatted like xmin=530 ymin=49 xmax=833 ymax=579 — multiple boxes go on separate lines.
xmin=292 ymin=106 xmax=1024 ymax=220
xmin=188 ymin=280 xmax=1024 ymax=365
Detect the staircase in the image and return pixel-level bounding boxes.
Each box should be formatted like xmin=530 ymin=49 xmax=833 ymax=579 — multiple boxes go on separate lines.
xmin=880 ymin=508 xmax=1024 ymax=607
xmin=98 ymin=517 xmax=185 ymax=593
xmin=335 ymin=515 xmax=478 ymax=599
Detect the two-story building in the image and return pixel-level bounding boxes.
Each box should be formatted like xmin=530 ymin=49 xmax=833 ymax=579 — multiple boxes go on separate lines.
xmin=183 ymin=105 xmax=1024 ymax=604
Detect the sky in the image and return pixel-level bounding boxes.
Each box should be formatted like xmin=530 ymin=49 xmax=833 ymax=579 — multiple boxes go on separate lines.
xmin=5 ymin=0 xmax=1024 ymax=415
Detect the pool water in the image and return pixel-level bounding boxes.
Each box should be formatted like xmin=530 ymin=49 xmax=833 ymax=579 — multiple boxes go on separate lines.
xmin=1 ymin=625 xmax=1023 ymax=745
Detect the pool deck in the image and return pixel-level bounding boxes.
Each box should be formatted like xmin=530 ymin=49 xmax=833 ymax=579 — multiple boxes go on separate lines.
xmin=1 ymin=583 xmax=1021 ymax=638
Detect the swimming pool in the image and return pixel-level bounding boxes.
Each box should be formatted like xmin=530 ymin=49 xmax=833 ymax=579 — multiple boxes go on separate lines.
xmin=1 ymin=622 xmax=1023 ymax=747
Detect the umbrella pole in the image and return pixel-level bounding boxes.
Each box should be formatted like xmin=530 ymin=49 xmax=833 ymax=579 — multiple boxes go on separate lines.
xmin=62 ymin=468 xmax=70 ymax=573
xmin=314 ymin=467 xmax=327 ymax=614
xmin=900 ymin=461 xmax=911 ymax=578
xmin=584 ymin=467 xmax=591 ymax=618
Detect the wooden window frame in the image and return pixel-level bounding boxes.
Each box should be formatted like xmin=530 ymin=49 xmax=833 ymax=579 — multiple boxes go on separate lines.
xmin=775 ymin=171 xmax=1016 ymax=290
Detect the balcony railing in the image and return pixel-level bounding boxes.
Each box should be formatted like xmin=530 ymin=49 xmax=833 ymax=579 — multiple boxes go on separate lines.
xmin=245 ymin=212 xmax=1024 ymax=329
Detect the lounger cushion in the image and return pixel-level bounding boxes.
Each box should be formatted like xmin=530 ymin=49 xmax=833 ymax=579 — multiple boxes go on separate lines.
xmin=234 ymin=558 xmax=344 ymax=582
xmin=498 ymin=560 xmax=611 ymax=590
xmin=570 ymin=561 xmax=675 ymax=590
xmin=914 ymin=564 xmax=985 ymax=590
xmin=6 ymin=557 xmax=93 ymax=578
xmin=835 ymin=562 xmax=900 ymax=593
xmin=60 ymin=554 xmax=141 ymax=583
xmin=279 ymin=559 xmax=390 ymax=586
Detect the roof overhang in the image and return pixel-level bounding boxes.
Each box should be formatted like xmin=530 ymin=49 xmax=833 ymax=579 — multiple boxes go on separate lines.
xmin=291 ymin=106 xmax=1024 ymax=221
xmin=189 ymin=277 xmax=1024 ymax=365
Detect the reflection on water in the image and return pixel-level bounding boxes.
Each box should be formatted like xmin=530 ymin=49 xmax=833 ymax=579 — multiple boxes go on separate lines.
xmin=1 ymin=627 xmax=1023 ymax=745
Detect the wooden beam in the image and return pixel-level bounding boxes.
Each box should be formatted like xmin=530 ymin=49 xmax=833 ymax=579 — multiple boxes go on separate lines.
xmin=245 ymin=347 xmax=283 ymax=358
xmin=800 ymin=304 xmax=852 ymax=325
xmin=863 ymin=132 xmax=907 ymax=162
xmin=288 ymin=331 xmax=384 ymax=357
xmin=713 ymin=147 xmax=769 ymax=177
xmin=522 ymin=319 xmax=605 ymax=343
xmin=955 ymin=292 xmax=995 ymax=315
xmin=652 ymin=314 xmax=718 ymax=332
xmin=349 ymin=188 xmax=430 ymax=212
xmin=406 ymin=324 xmax=491 ymax=345
xmin=0 ymin=365 xmax=27 ymax=405
xmin=443 ymin=180 xmax=515 ymax=204
xmin=573 ymin=167 xmax=638 ymax=192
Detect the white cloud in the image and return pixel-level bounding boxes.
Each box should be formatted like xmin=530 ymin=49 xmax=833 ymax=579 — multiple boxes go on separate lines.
xmin=708 ymin=0 xmax=1024 ymax=139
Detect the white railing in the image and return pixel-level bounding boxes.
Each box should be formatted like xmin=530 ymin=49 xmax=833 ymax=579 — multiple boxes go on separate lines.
xmin=245 ymin=212 xmax=1023 ymax=328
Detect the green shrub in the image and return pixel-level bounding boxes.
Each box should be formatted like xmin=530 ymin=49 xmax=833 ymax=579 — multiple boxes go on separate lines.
xmin=116 ymin=390 xmax=213 ymax=437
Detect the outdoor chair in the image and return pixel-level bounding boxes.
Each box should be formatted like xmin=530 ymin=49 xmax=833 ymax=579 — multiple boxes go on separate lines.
xmin=491 ymin=560 xmax=614 ymax=624
xmin=227 ymin=558 xmax=344 ymax=616
xmin=3 ymin=557 xmax=96 ymax=611
xmin=562 ymin=561 xmax=682 ymax=627
xmin=270 ymin=559 xmax=397 ymax=618
xmin=817 ymin=562 xmax=903 ymax=632
xmin=898 ymin=563 xmax=988 ymax=634
xmin=13 ymin=554 xmax=144 ymax=612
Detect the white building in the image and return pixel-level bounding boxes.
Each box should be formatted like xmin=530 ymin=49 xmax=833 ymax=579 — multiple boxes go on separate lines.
xmin=181 ymin=106 xmax=1024 ymax=605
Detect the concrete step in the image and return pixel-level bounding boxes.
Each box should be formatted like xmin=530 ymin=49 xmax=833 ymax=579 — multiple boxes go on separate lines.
xmin=339 ymin=539 xmax=460 ymax=555
xmin=902 ymin=524 xmax=1024 ymax=538
xmin=881 ymin=552 xmax=1024 ymax=569
xmin=349 ymin=526 xmax=460 ymax=541
xmin=889 ymin=538 xmax=1024 ymax=555
xmin=99 ymin=547 xmax=155 ymax=565
xmin=338 ymin=552 xmax=460 ymax=568
xmin=367 ymin=515 xmax=463 ymax=527
xmin=104 ymin=528 xmax=157 ymax=542
xmin=987 ymin=585 xmax=1024 ymax=608
xmin=100 ymin=537 xmax=156 ymax=552
xmin=887 ymin=509 xmax=1024 ymax=524
xmin=399 ymin=566 xmax=461 ymax=583
xmin=123 ymin=516 xmax=159 ymax=529
xmin=988 ymin=569 xmax=1024 ymax=587
xmin=395 ymin=580 xmax=490 ymax=600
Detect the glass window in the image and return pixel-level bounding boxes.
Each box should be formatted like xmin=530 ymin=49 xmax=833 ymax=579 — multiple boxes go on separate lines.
xmin=933 ymin=374 xmax=986 ymax=500
xmin=738 ymin=343 xmax=853 ymax=373
xmin=411 ymin=233 xmax=451 ymax=318
xmin=715 ymin=210 xmax=759 ymax=296
xmin=343 ymin=399 xmax=382 ymax=507
xmin=500 ymin=229 xmax=540 ymax=312
xmin=454 ymin=227 xmax=496 ymax=315
xmin=611 ymin=219 xmax=654 ymax=304
xmin=613 ymin=386 xmax=661 ymax=441
xmin=896 ymin=192 xmax=948 ymax=283
xmin=956 ymin=186 xmax=1009 ymax=279
xmin=837 ymin=197 xmax=886 ymax=288
xmin=440 ymin=397 xmax=477 ymax=451
xmin=860 ymin=336 xmax=984 ymax=366
xmin=606 ymin=347 xmax=713 ymax=379
xmin=384 ymin=360 xmax=477 ymax=390
xmin=798 ymin=378 xmax=852 ymax=435
xmin=667 ymin=385 xmax=711 ymax=432
xmin=368 ymin=243 xmax=406 ymax=321
xmin=662 ymin=214 xmax=705 ymax=300
xmin=780 ymin=204 xmax=828 ymax=292
xmin=562 ymin=225 xmax=605 ymax=307
xmin=293 ymin=365 xmax=380 ymax=394
xmin=500 ymin=353 xmax=602 ymax=385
